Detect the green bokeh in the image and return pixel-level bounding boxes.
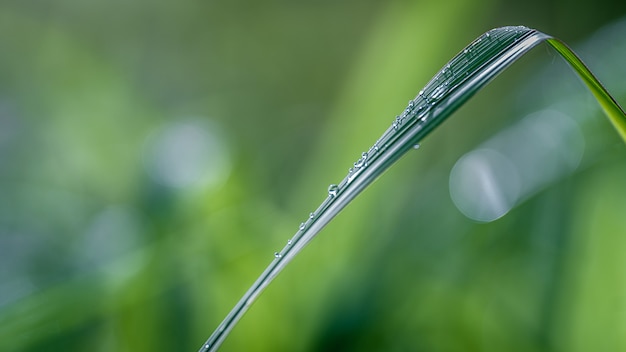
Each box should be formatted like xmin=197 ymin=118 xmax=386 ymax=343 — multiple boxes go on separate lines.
xmin=1 ymin=1 xmax=625 ymax=351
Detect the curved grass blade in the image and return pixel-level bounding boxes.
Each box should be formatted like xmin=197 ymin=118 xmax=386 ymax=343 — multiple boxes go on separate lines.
xmin=199 ymin=26 xmax=626 ymax=352
xmin=546 ymin=38 xmax=626 ymax=141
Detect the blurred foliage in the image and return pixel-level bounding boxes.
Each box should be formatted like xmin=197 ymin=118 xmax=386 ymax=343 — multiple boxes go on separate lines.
xmin=1 ymin=1 xmax=625 ymax=351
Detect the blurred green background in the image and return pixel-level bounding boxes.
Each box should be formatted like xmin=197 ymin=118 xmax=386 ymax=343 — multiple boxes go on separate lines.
xmin=1 ymin=1 xmax=626 ymax=351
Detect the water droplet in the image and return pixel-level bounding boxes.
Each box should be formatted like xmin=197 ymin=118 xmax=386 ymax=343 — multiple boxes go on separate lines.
xmin=367 ymin=144 xmax=379 ymax=159
xmin=443 ymin=64 xmax=453 ymax=79
xmin=328 ymin=184 xmax=339 ymax=197
xmin=463 ymin=47 xmax=474 ymax=60
xmin=354 ymin=152 xmax=368 ymax=168
xmin=274 ymin=252 xmax=282 ymax=258
xmin=287 ymin=239 xmax=292 ymax=245
xmin=299 ymin=222 xmax=306 ymax=230
xmin=429 ymin=84 xmax=448 ymax=101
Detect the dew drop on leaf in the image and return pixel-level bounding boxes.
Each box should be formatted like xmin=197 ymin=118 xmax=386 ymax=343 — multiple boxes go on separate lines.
xmin=354 ymin=152 xmax=368 ymax=168
xmin=430 ymin=84 xmax=448 ymax=101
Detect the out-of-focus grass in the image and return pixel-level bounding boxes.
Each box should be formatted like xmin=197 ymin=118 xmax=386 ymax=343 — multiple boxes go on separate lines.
xmin=0 ymin=1 xmax=626 ymax=351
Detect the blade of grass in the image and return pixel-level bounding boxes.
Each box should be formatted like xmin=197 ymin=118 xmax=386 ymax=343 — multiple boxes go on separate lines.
xmin=546 ymin=38 xmax=626 ymax=141
xmin=199 ymin=26 xmax=626 ymax=352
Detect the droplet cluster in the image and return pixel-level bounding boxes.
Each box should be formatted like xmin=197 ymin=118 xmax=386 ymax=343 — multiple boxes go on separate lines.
xmin=272 ymin=26 xmax=535 ymax=261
